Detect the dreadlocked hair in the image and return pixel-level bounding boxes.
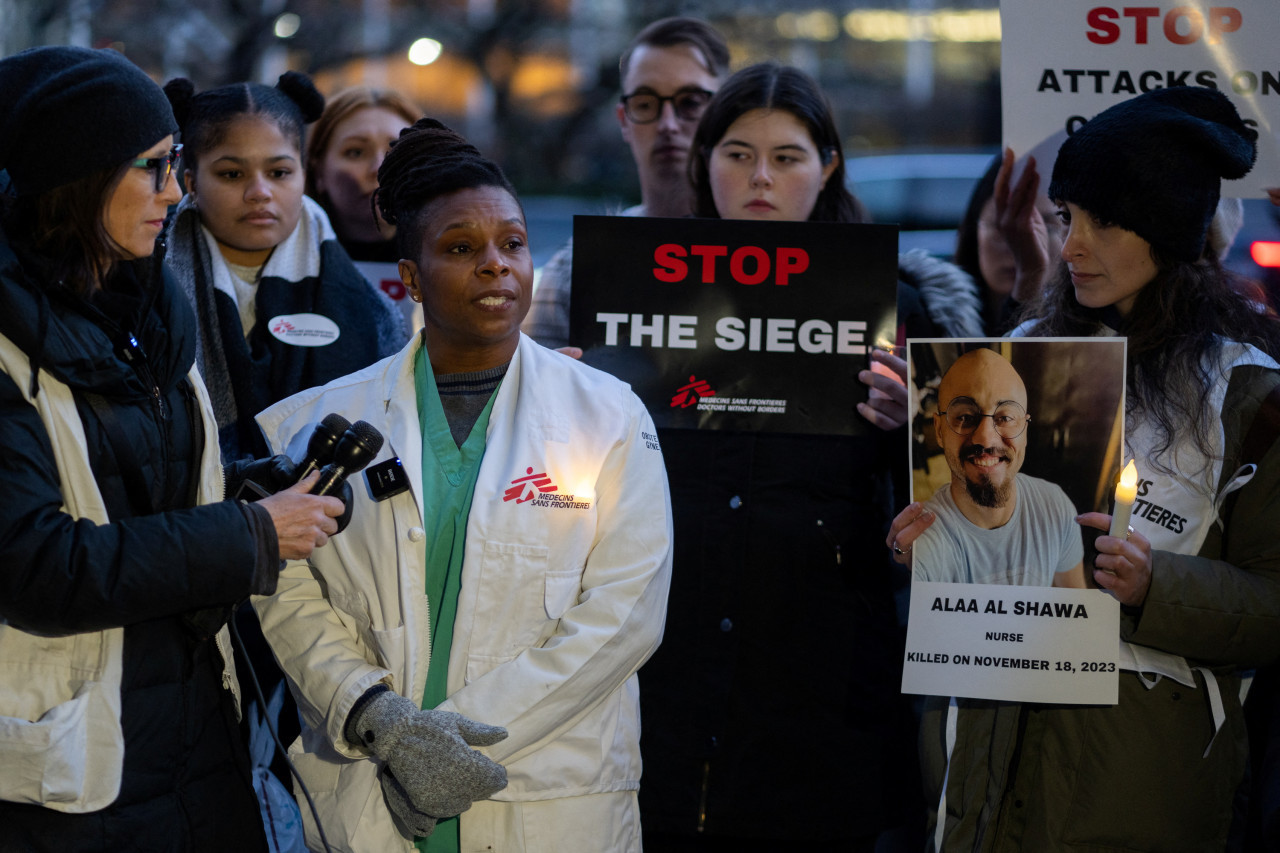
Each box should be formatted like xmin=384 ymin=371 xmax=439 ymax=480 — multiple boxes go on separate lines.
xmin=375 ymin=117 xmax=519 ymax=261
xmin=1016 ymin=251 xmax=1280 ymax=475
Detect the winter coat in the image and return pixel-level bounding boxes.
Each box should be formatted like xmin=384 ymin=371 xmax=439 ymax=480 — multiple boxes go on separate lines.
xmin=252 ymin=333 xmax=674 ymax=853
xmin=921 ymin=356 xmax=1280 ymax=852
xmin=167 ymin=194 xmax=406 ymax=462
xmin=639 ymin=417 xmax=921 ymax=842
xmin=0 ymin=224 xmax=271 ymax=850
xmin=897 ymin=248 xmax=985 ymax=341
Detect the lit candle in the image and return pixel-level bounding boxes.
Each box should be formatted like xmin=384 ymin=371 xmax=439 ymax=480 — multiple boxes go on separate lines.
xmin=1109 ymin=460 xmax=1138 ymax=538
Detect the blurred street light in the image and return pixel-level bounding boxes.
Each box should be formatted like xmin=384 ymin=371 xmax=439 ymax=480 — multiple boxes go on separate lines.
xmin=409 ymin=37 xmax=443 ymax=66
xmin=273 ymin=13 xmax=300 ymax=39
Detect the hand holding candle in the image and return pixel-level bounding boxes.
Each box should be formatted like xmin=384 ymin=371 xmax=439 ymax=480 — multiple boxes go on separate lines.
xmin=1109 ymin=460 xmax=1138 ymax=539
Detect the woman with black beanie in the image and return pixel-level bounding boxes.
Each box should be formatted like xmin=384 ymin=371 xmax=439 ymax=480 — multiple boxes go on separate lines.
xmin=891 ymin=85 xmax=1280 ymax=852
xmin=0 ymin=46 xmax=342 ymax=851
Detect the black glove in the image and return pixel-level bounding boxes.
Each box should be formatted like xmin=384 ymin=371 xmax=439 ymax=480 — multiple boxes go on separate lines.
xmin=224 ymin=454 xmax=299 ymax=502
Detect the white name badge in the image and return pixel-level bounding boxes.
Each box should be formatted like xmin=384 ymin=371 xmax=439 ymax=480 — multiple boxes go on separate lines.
xmin=267 ymin=313 xmax=340 ymax=347
xmin=902 ymin=581 xmax=1119 ymax=705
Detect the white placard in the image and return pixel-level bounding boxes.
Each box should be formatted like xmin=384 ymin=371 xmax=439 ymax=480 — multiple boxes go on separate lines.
xmin=902 ymin=581 xmax=1119 ymax=704
xmin=1000 ymin=0 xmax=1280 ymax=195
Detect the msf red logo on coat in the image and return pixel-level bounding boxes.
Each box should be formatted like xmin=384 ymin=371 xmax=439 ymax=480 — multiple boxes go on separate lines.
xmin=504 ymin=467 xmax=558 ymax=504
xmin=503 ymin=467 xmax=592 ymax=510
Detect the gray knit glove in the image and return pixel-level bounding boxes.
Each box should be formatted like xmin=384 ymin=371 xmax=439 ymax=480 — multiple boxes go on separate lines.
xmin=348 ymin=688 xmax=508 ymax=823
xmin=379 ymin=766 xmax=439 ymax=837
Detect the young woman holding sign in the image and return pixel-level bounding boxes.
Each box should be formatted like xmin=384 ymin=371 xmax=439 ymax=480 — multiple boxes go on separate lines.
xmin=890 ymin=86 xmax=1280 ymax=851
xmin=636 ymin=63 xmax=935 ymax=851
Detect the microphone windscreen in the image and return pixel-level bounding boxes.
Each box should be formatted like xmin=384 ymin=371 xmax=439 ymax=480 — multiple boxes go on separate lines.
xmin=320 ymin=412 xmax=352 ymax=436
xmin=349 ymin=420 xmax=384 ymax=457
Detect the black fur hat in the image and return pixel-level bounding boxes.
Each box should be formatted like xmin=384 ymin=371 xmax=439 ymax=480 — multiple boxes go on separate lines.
xmin=0 ymin=46 xmax=176 ymax=197
xmin=1048 ymin=86 xmax=1256 ymax=263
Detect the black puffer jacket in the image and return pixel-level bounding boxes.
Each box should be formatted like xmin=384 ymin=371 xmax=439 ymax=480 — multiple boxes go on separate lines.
xmin=0 ymin=224 xmax=270 ymax=852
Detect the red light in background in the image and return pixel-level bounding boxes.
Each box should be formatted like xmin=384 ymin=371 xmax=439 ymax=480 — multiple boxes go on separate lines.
xmin=1253 ymin=241 xmax=1280 ymax=268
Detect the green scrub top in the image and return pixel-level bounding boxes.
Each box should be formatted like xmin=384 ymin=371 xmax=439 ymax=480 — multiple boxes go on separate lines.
xmin=412 ymin=345 xmax=500 ymax=853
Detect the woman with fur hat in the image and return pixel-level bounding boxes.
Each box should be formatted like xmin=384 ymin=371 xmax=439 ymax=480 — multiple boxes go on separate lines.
xmin=0 ymin=46 xmax=343 ymax=850
xmin=163 ymin=71 xmax=407 ymax=464
xmin=890 ymin=85 xmax=1280 ymax=851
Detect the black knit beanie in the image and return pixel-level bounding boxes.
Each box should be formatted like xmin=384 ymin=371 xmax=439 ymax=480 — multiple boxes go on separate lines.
xmin=1048 ymin=86 xmax=1256 ymax=263
xmin=0 ymin=46 xmax=177 ymax=197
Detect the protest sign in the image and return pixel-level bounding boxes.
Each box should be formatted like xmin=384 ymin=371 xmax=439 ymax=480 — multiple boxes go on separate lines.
xmin=569 ymin=215 xmax=898 ymax=436
xmin=903 ymin=581 xmax=1120 ymax=703
xmin=1000 ymin=0 xmax=1280 ymax=194
xmin=903 ymin=337 xmax=1127 ymax=702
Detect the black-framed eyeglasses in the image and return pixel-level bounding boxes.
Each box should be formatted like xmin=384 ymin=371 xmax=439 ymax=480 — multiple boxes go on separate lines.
xmin=130 ymin=144 xmax=183 ymax=193
xmin=619 ymin=88 xmax=714 ymax=124
xmin=937 ymin=398 xmax=1030 ymax=439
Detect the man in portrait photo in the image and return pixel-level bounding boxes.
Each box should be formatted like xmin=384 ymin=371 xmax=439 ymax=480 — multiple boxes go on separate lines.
xmin=912 ymin=347 xmax=1086 ymax=588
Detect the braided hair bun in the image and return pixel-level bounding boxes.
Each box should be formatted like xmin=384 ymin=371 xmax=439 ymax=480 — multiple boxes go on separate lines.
xmin=162 ymin=70 xmax=325 ymax=169
xmin=275 ymin=70 xmax=325 ymax=124
xmin=162 ymin=77 xmax=196 ymax=132
xmin=375 ymin=117 xmax=518 ymax=259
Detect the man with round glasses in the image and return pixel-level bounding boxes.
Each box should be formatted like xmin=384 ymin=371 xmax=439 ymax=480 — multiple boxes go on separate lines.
xmin=522 ymin=17 xmax=729 ymax=349
xmin=913 ymin=347 xmax=1085 ymax=587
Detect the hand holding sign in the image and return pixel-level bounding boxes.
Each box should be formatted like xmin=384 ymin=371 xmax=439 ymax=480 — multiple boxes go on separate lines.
xmin=886 ymin=501 xmax=936 ymax=568
xmin=858 ymin=348 xmax=909 ymax=431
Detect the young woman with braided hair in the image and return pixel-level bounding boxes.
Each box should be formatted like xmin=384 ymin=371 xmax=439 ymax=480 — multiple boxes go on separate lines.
xmin=253 ymin=118 xmax=674 ymax=853
xmin=163 ymin=72 xmax=406 ymax=464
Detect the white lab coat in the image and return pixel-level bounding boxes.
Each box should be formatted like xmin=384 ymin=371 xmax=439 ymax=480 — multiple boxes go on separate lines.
xmin=253 ymin=333 xmax=673 ymax=853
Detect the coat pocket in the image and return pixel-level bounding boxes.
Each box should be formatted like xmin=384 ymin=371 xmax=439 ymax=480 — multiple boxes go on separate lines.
xmin=544 ymin=567 xmax=583 ymax=619
xmin=468 ymin=541 xmax=551 ymax=659
xmin=0 ymin=679 xmax=123 ymax=812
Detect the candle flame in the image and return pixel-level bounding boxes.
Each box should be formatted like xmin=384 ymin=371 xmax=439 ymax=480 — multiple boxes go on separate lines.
xmin=1120 ymin=459 xmax=1137 ymax=489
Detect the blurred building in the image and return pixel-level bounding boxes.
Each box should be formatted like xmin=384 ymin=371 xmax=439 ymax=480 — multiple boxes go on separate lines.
xmin=2 ymin=0 xmax=1002 ymax=198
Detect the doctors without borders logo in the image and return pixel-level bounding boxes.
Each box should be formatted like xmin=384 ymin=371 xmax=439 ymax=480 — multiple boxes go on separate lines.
xmin=504 ymin=467 xmax=591 ymax=510
xmin=267 ymin=313 xmax=340 ymax=347
xmin=671 ymin=375 xmax=716 ymax=408
xmin=670 ymin=374 xmax=787 ymax=415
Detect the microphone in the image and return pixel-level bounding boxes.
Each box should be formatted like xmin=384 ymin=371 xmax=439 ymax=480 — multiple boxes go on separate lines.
xmin=312 ymin=420 xmax=384 ymax=498
xmin=296 ymin=413 xmax=352 ymax=482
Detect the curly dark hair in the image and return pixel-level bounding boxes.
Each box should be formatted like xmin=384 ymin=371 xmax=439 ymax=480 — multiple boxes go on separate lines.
xmin=1015 ymin=246 xmax=1280 ymax=469
xmin=374 ymin=118 xmax=519 ymax=262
